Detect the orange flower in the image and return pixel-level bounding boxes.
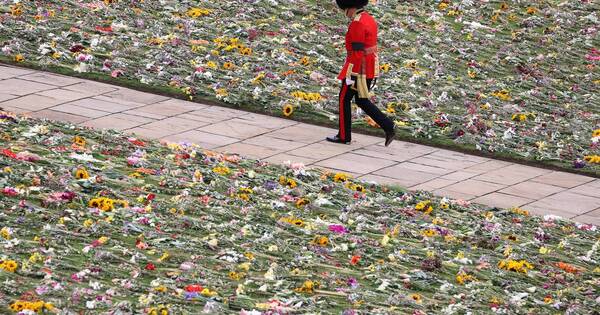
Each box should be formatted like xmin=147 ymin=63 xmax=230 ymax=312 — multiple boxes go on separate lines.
xmin=556 ymin=262 xmax=580 ymax=274
xmin=350 ymin=255 xmax=361 ymax=265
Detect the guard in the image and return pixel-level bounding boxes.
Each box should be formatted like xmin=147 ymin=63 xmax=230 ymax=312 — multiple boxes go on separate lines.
xmin=326 ymin=0 xmax=395 ymax=147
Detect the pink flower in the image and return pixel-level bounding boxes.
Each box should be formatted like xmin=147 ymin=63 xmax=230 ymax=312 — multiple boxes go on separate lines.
xmin=2 ymin=187 xmax=18 ymax=196
xmin=127 ymin=156 xmax=140 ymax=166
xmin=328 ymin=224 xmax=348 ymax=234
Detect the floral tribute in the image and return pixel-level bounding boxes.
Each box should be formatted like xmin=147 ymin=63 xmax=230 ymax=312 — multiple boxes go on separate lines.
xmin=1 ymin=111 xmax=599 ymax=313
xmin=0 ymin=1 xmax=598 ymax=172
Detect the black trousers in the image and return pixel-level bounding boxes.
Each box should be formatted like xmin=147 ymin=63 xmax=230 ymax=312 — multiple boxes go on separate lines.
xmin=337 ymin=77 xmax=394 ymax=142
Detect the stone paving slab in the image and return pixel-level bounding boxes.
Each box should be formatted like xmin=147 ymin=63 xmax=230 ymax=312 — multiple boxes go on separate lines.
xmin=0 ymin=78 xmax=55 ymax=95
xmin=19 ymin=72 xmax=84 ymax=87
xmin=198 ymin=119 xmax=272 ymax=140
xmin=36 ymin=88 xmax=99 ymax=102
xmin=442 ymin=179 xmax=506 ymax=197
xmin=3 ymin=65 xmax=600 ymax=225
xmin=499 ymin=181 xmax=566 ymax=200
xmin=0 ymin=93 xmax=19 ymax=102
xmin=314 ymin=152 xmax=397 ymax=175
xmin=28 ymin=109 xmax=89 ymax=124
xmin=525 ymin=191 xmax=600 ymax=216
xmin=471 ymin=192 xmax=534 ymax=209
xmin=81 ymin=113 xmax=155 ymax=131
xmin=1 ymin=94 xmax=65 ymax=111
xmin=530 ymin=171 xmax=595 ymax=188
xmin=565 ymin=179 xmax=600 ymax=198
xmin=216 ymin=142 xmax=283 ymax=160
xmin=0 ymin=65 xmax=34 ymax=79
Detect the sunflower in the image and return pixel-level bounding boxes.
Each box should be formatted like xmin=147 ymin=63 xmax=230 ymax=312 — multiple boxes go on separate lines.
xmin=239 ymin=47 xmax=252 ymax=55
xmin=1 ymin=260 xmax=18 ymax=272
xmin=300 ymin=56 xmax=311 ymax=66
xmin=291 ymin=219 xmax=304 ymax=227
xmin=282 ymin=104 xmax=294 ymax=117
xmin=422 ymin=229 xmax=437 ymax=237
xmin=296 ymin=198 xmax=309 ymax=208
xmin=379 ymin=63 xmax=391 ymax=73
xmin=333 ymin=172 xmax=349 ymax=182
xmin=75 ymin=168 xmax=89 ymax=179
xmin=73 ymin=136 xmax=86 ymax=147
xmin=410 ymin=293 xmax=423 ymax=304
xmin=313 ymin=235 xmax=329 ymax=247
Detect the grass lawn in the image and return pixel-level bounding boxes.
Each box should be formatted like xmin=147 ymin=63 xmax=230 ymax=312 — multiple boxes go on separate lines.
xmin=0 ymin=108 xmax=599 ymax=313
xmin=0 ymin=1 xmax=598 ymax=177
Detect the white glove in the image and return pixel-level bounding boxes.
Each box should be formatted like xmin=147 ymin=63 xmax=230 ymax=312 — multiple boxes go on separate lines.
xmin=345 ymin=78 xmax=355 ymax=85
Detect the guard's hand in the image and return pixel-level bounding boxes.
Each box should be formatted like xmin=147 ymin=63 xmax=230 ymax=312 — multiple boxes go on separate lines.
xmin=345 ymin=78 xmax=355 ymax=86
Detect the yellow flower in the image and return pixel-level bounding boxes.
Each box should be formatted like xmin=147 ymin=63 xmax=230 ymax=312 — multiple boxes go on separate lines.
xmin=83 ymin=219 xmax=94 ymax=228
xmin=229 ymin=271 xmax=242 ymax=280
xmin=410 ymin=293 xmax=422 ymax=304
xmin=511 ymin=207 xmax=530 ymax=216
xmin=386 ymin=103 xmax=396 ymax=114
xmin=97 ymin=236 xmax=109 ymax=245
xmin=333 ymin=172 xmax=349 ymax=182
xmin=212 ymin=166 xmax=231 ymax=175
xmin=498 ymin=259 xmax=534 ymax=273
xmin=379 ymin=63 xmax=391 ymax=73
xmin=282 ymin=104 xmax=294 ymax=117
xmin=438 ymin=2 xmax=449 ymax=10
xmin=526 ymin=7 xmax=537 ymax=14
xmin=206 ymin=61 xmax=217 ymax=69
xmin=295 ymin=280 xmax=316 ymax=294
xmin=539 ymin=246 xmax=551 ymax=254
xmin=14 ymin=54 xmax=25 ymax=63
xmin=200 ymin=288 xmax=218 ymax=297
xmin=584 ymin=155 xmax=600 ymax=164
xmin=300 ymin=56 xmax=311 ymax=66
xmin=186 ymin=7 xmax=211 ymax=18
xmin=468 ymin=70 xmax=476 ymax=78
xmin=239 ymin=47 xmax=252 ymax=55
xmin=456 ymin=271 xmax=477 ymax=285
xmin=312 ymin=235 xmax=329 ymax=247
xmin=222 ymin=62 xmax=235 ymax=70
xmin=73 ymin=136 xmax=86 ymax=147
xmin=0 ymin=227 xmax=11 ymax=240
xmin=1 ymin=260 xmax=18 ymax=272
xmin=75 ymin=167 xmax=90 ymax=179
xmin=499 ymin=2 xmax=509 ymax=10
xmin=492 ymin=89 xmax=510 ymax=101
xmin=422 ymin=229 xmax=437 ymax=237
xmin=296 ymin=198 xmax=309 ymax=208
xmin=592 ymin=129 xmax=600 ymax=137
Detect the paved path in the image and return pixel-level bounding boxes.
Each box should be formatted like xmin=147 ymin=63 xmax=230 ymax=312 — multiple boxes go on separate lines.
xmin=1 ymin=64 xmax=599 ymax=225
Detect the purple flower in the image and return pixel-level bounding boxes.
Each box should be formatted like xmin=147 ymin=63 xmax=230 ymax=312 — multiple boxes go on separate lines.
xmin=347 ymin=277 xmax=358 ymax=289
xmin=573 ymin=159 xmax=586 ymax=169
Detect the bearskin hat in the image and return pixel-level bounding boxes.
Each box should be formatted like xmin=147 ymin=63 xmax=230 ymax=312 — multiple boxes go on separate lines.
xmin=335 ymin=0 xmax=369 ymax=9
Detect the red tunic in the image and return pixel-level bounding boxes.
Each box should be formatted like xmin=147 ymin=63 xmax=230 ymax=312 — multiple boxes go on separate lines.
xmin=337 ymin=10 xmax=379 ymax=80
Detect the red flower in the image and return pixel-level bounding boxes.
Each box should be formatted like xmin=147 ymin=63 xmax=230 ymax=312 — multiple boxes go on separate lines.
xmin=128 ymin=138 xmax=146 ymax=147
xmin=95 ymin=25 xmax=113 ymax=33
xmin=147 ymin=194 xmax=156 ymax=201
xmin=1 ymin=148 xmax=17 ymax=159
xmin=145 ymin=263 xmax=156 ymax=271
xmin=185 ymin=284 xmax=203 ymax=292
xmin=350 ymin=255 xmax=361 ymax=266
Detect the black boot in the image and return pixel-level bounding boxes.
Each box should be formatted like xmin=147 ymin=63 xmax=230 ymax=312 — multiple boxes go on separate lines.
xmin=326 ymin=135 xmax=351 ymax=144
xmin=384 ymin=128 xmax=395 ymax=147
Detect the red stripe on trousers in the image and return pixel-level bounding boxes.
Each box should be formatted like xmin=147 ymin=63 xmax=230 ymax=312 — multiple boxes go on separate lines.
xmin=339 ymin=83 xmax=348 ymax=141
